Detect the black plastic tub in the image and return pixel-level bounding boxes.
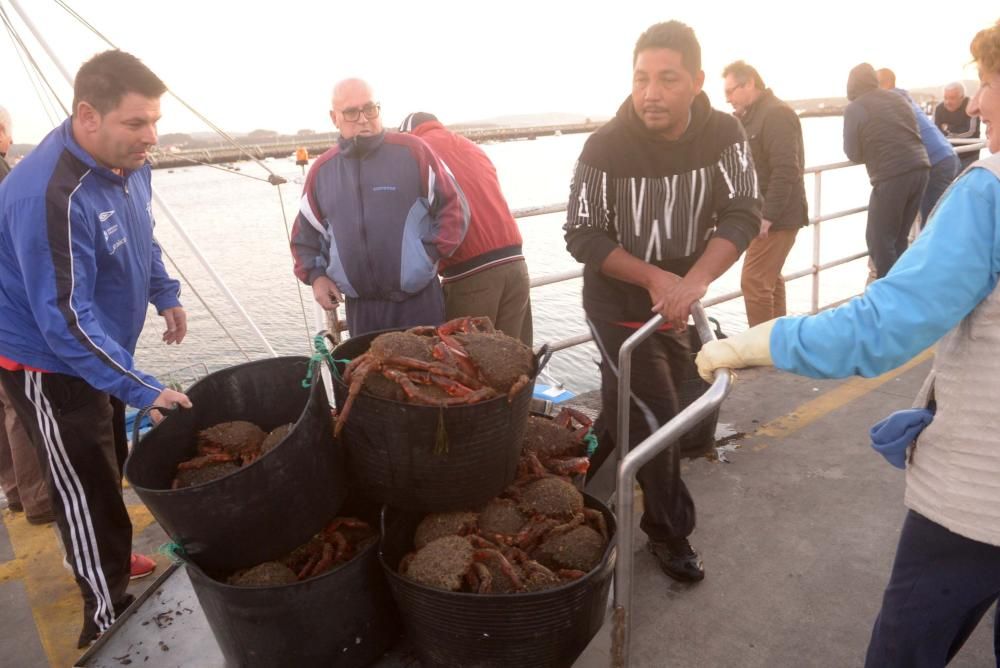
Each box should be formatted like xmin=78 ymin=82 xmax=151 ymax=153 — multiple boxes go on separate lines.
xmin=125 ymin=357 xmax=348 ymax=573
xmin=184 ymin=522 xmax=399 ymax=668
xmin=380 ymin=494 xmax=616 ymax=668
xmin=331 ymin=330 xmax=539 ymax=512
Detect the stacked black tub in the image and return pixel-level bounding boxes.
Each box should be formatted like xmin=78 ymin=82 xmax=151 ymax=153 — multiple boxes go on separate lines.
xmin=331 ymin=329 xmax=617 ymax=668
xmin=125 ymin=356 xmax=397 ymax=667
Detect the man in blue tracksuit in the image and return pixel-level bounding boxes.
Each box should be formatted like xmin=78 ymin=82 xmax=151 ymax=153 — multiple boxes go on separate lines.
xmin=0 ymin=50 xmax=191 ymax=648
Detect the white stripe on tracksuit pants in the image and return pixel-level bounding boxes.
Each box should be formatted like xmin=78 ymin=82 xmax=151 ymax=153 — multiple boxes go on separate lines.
xmin=0 ymin=368 xmax=132 ymax=644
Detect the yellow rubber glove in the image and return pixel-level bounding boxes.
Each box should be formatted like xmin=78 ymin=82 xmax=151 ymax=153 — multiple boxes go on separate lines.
xmin=695 ymin=319 xmax=777 ymax=383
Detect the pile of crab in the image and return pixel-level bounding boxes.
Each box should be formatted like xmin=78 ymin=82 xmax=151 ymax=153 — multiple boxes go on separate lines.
xmin=171 ymin=420 xmax=294 ymax=489
xmin=398 ymin=471 xmax=608 ymax=594
xmin=223 ymin=517 xmax=376 ymax=587
xmin=336 ymin=316 xmax=534 ymax=437
xmin=520 ymin=407 xmax=594 ymax=479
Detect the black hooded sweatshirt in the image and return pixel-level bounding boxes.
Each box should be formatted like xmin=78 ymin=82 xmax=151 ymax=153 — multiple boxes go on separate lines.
xmin=843 ymin=64 xmax=929 ymax=184
xmin=564 ymin=92 xmax=761 ymax=323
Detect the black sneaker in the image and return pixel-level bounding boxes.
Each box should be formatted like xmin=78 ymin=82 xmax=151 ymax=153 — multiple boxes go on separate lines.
xmin=647 ymin=538 xmax=705 ymax=582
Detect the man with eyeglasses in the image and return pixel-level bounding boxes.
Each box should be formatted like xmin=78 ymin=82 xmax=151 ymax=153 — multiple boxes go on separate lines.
xmin=722 ymin=61 xmax=808 ymax=326
xmin=291 ymin=78 xmax=469 ymax=336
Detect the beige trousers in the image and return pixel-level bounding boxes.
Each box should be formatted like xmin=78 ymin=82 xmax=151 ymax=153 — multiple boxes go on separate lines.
xmin=741 ymin=227 xmax=800 ymax=327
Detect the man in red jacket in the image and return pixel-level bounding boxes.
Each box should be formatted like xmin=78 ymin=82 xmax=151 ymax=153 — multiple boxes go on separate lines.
xmin=399 ymin=113 xmax=532 ymax=345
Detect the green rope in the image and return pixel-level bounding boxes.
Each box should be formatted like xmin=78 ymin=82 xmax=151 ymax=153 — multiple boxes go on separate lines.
xmin=302 ymin=334 xmax=351 ymax=387
xmin=584 ymin=428 xmax=599 ymax=458
xmin=158 ymin=542 xmax=187 ymax=563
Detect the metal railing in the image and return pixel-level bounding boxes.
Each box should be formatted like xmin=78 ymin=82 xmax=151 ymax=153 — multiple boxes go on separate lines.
xmin=611 ymin=304 xmax=733 ymax=667
xmin=515 ymin=139 xmax=988 ymax=354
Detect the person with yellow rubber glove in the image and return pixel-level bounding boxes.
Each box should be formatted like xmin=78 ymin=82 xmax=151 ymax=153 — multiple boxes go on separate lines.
xmin=696 ymin=319 xmax=775 ymax=382
xmin=696 ymin=20 xmax=1000 ymax=667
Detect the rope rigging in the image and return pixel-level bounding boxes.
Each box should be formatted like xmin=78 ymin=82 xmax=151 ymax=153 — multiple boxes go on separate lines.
xmin=4 ymin=0 xmax=320 ymax=364
xmin=0 ymin=3 xmax=68 ymax=119
xmin=49 ymin=0 xmax=314 ymax=348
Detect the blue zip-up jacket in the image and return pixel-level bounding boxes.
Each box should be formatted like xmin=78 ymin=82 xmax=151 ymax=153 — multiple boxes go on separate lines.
xmin=0 ymin=118 xmax=181 ymax=408
xmin=771 ymin=165 xmax=1000 ymax=377
xmin=890 ymin=87 xmax=956 ymax=167
xmin=290 ymin=131 xmax=469 ymax=299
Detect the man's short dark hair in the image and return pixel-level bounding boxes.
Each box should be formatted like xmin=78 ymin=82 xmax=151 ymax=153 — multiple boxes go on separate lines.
xmin=633 ymin=21 xmax=701 ymax=76
xmin=722 ymin=60 xmax=766 ymax=91
xmin=72 ymin=50 xmax=166 ymax=115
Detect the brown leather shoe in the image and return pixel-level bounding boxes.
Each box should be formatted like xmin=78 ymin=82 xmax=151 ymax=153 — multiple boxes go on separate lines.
xmin=26 ymin=510 xmax=55 ymax=525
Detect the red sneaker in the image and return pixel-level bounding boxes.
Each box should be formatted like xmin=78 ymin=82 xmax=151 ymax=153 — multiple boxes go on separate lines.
xmin=129 ymin=553 xmax=156 ymax=580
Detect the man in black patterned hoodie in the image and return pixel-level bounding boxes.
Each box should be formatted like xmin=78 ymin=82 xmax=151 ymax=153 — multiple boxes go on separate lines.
xmin=564 ymin=20 xmax=760 ymax=582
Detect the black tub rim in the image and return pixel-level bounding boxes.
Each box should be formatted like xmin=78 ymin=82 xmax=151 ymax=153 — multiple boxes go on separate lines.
xmin=125 ymin=355 xmax=320 ymax=496
xmin=378 ymin=492 xmax=617 ymax=600
xmin=184 ymin=532 xmax=380 ymax=592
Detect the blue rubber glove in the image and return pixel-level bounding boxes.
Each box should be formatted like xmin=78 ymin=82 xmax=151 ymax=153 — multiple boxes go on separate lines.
xmin=868 ymin=408 xmax=934 ymax=469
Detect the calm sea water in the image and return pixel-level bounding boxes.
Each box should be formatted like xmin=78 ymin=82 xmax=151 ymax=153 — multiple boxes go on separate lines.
xmin=136 ymin=116 xmax=873 ymax=393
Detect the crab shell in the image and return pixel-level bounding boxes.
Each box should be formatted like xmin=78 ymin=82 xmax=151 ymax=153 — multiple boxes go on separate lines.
xmin=402 ymin=535 xmax=475 ymax=592
xmin=534 ymin=525 xmax=605 ymax=572
xmin=413 ymin=511 xmax=479 ymax=550
xmin=516 ymin=476 xmax=584 ymax=520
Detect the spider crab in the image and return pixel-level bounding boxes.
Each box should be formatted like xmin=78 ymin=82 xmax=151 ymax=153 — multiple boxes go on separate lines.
xmin=399 ymin=474 xmax=610 ymax=593
xmin=172 ymin=421 xmax=293 ymax=489
xmin=520 ymin=408 xmax=594 ymax=478
xmin=335 ymin=316 xmax=534 ymax=436
xmin=226 ymin=516 xmax=375 ymax=586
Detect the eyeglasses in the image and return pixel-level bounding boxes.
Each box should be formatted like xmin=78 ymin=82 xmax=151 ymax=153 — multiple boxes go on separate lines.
xmin=339 ymin=102 xmax=381 ymax=122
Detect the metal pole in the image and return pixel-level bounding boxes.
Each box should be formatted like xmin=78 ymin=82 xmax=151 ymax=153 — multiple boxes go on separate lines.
xmin=811 ymin=171 xmax=822 ymax=314
xmin=7 ymin=0 xmax=74 ymax=83
xmin=616 ymin=315 xmax=665 ymax=472
xmin=8 ymin=0 xmax=278 ymax=358
xmin=611 ymin=303 xmax=732 ymax=667
xmin=612 ymin=314 xmax=661 ymax=667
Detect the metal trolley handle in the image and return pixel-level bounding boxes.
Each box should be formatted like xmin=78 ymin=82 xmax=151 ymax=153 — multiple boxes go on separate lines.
xmin=611 ymin=302 xmax=734 ymax=667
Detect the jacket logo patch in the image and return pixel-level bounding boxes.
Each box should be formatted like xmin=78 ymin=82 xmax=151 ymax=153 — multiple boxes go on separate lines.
xmin=372 ymin=185 xmax=397 ymax=192
xmin=98 ymin=210 xmax=115 ymax=222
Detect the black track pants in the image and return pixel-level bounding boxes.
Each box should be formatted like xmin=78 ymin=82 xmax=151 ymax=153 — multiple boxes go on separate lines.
xmin=0 ymin=369 xmax=132 ymax=646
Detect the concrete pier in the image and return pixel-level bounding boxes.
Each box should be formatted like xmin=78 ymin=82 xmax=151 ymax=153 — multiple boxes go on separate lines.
xmin=149 ymin=122 xmax=604 ymax=170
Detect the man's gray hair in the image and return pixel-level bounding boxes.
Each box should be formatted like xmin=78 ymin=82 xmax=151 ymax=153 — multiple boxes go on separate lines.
xmin=0 ymin=106 xmax=10 ymax=134
xmin=943 ymin=81 xmax=966 ymax=96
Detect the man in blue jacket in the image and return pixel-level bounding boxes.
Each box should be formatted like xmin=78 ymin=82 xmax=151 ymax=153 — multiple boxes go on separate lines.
xmin=876 ymin=68 xmax=959 ymax=231
xmin=843 ymin=63 xmax=929 ymax=278
xmin=291 ymin=78 xmax=469 ymax=336
xmin=0 ymin=50 xmax=191 ymax=648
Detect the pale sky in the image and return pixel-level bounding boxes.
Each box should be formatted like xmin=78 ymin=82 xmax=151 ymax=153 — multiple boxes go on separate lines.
xmin=2 ymin=0 xmax=996 ymax=145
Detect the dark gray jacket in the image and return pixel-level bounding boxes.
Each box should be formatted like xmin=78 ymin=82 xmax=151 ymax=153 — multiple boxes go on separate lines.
xmin=0 ymin=156 xmax=9 ymax=183
xmin=737 ymin=89 xmax=808 ymax=229
xmin=843 ymin=64 xmax=929 ymax=184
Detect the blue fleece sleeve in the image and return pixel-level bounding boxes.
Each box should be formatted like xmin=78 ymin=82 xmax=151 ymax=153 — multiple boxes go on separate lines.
xmin=771 ymin=168 xmax=1000 ymax=378
xmin=148 ymin=232 xmax=182 ymax=313
xmin=10 ymin=196 xmax=164 ymax=407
